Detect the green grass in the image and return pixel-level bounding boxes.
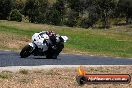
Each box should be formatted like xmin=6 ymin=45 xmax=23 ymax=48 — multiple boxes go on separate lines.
xmin=0 ymin=20 xmax=132 ymax=58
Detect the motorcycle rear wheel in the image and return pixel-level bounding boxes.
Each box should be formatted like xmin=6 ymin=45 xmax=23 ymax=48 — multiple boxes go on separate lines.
xmin=45 ymin=47 xmax=58 ymax=59
xmin=20 ymin=45 xmax=33 ymax=58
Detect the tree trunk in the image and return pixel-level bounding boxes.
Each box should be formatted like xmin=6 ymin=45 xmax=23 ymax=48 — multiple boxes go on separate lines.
xmin=102 ymin=11 xmax=110 ymax=29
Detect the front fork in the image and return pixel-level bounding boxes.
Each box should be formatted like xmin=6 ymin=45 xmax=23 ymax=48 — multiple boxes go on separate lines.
xmin=28 ymin=43 xmax=36 ymax=53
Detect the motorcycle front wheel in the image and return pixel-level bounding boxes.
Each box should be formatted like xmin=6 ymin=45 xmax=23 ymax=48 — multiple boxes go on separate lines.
xmin=20 ymin=45 xmax=33 ymax=58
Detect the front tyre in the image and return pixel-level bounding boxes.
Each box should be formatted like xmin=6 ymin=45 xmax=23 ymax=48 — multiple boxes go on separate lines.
xmin=20 ymin=45 xmax=33 ymax=58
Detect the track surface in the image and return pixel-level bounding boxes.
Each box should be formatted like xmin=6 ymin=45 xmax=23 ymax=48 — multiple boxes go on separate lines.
xmin=0 ymin=51 xmax=132 ymax=67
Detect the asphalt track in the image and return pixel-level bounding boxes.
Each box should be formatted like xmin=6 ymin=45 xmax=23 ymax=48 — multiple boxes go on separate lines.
xmin=0 ymin=50 xmax=132 ymax=67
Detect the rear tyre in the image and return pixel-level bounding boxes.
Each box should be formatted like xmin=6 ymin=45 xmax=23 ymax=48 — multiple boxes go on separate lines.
xmin=20 ymin=45 xmax=33 ymax=58
xmin=45 ymin=46 xmax=57 ymax=59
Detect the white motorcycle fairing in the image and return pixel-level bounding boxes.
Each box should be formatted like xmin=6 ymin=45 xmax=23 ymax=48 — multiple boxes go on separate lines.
xmin=61 ymin=36 xmax=68 ymax=42
xmin=20 ymin=31 xmax=68 ymax=58
xmin=29 ymin=33 xmax=49 ymax=52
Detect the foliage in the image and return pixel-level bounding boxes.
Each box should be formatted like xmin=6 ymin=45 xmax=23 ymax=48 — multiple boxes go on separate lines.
xmin=0 ymin=0 xmax=132 ymax=28
xmin=13 ymin=0 xmax=25 ymax=10
xmin=9 ymin=9 xmax=22 ymax=22
xmin=0 ymin=71 xmax=13 ymax=79
xmin=0 ymin=0 xmax=13 ymax=20
xmin=96 ymin=0 xmax=117 ymax=28
xmin=23 ymin=0 xmax=39 ymax=23
xmin=117 ymin=0 xmax=132 ymax=24
xmin=35 ymin=0 xmax=49 ymax=23
xmin=65 ymin=10 xmax=78 ymax=27
xmin=79 ymin=0 xmax=100 ymax=28
xmin=19 ymin=69 xmax=29 ymax=75
xmin=46 ymin=8 xmax=62 ymax=25
xmin=52 ymin=0 xmax=66 ymax=25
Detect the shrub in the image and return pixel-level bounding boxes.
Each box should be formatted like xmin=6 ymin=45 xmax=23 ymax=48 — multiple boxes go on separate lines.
xmin=80 ymin=18 xmax=92 ymax=28
xmin=0 ymin=71 xmax=13 ymax=79
xmin=46 ymin=8 xmax=62 ymax=25
xmin=9 ymin=9 xmax=22 ymax=22
xmin=19 ymin=69 xmax=29 ymax=75
xmin=0 ymin=0 xmax=13 ymax=20
xmin=65 ymin=10 xmax=78 ymax=27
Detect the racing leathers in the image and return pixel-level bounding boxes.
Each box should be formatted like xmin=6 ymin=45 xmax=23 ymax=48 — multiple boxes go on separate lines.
xmin=39 ymin=31 xmax=64 ymax=59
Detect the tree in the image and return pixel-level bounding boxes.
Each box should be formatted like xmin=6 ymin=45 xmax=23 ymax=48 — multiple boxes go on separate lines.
xmin=45 ymin=0 xmax=66 ymax=25
xmin=9 ymin=9 xmax=22 ymax=22
xmin=117 ymin=0 xmax=132 ymax=24
xmin=23 ymin=0 xmax=39 ymax=23
xmin=67 ymin=0 xmax=83 ymax=13
xmin=66 ymin=0 xmax=83 ymax=27
xmin=45 ymin=8 xmax=62 ymax=25
xmin=66 ymin=10 xmax=78 ymax=27
xmin=96 ymin=0 xmax=117 ymax=28
xmin=0 ymin=0 xmax=13 ymax=20
xmin=24 ymin=0 xmax=50 ymax=23
xmin=80 ymin=0 xmax=100 ymax=28
xmin=52 ymin=0 xmax=66 ymax=25
xmin=35 ymin=0 xmax=49 ymax=23
xmin=13 ymin=0 xmax=25 ymax=10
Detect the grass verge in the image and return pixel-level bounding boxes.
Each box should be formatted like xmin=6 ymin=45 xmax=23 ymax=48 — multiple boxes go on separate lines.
xmin=0 ymin=20 xmax=132 ymax=57
xmin=0 ymin=66 xmax=131 ymax=88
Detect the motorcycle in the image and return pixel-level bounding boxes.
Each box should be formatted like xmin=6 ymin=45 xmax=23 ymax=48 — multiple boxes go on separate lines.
xmin=20 ymin=32 xmax=68 ymax=59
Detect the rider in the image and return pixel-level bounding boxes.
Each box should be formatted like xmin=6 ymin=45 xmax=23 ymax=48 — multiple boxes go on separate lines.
xmin=39 ymin=31 xmax=64 ymax=59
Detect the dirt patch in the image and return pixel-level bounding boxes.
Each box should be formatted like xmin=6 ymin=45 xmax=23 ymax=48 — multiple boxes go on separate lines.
xmin=7 ymin=40 xmax=29 ymax=49
xmin=0 ymin=32 xmax=30 ymax=49
xmin=0 ymin=66 xmax=131 ymax=88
